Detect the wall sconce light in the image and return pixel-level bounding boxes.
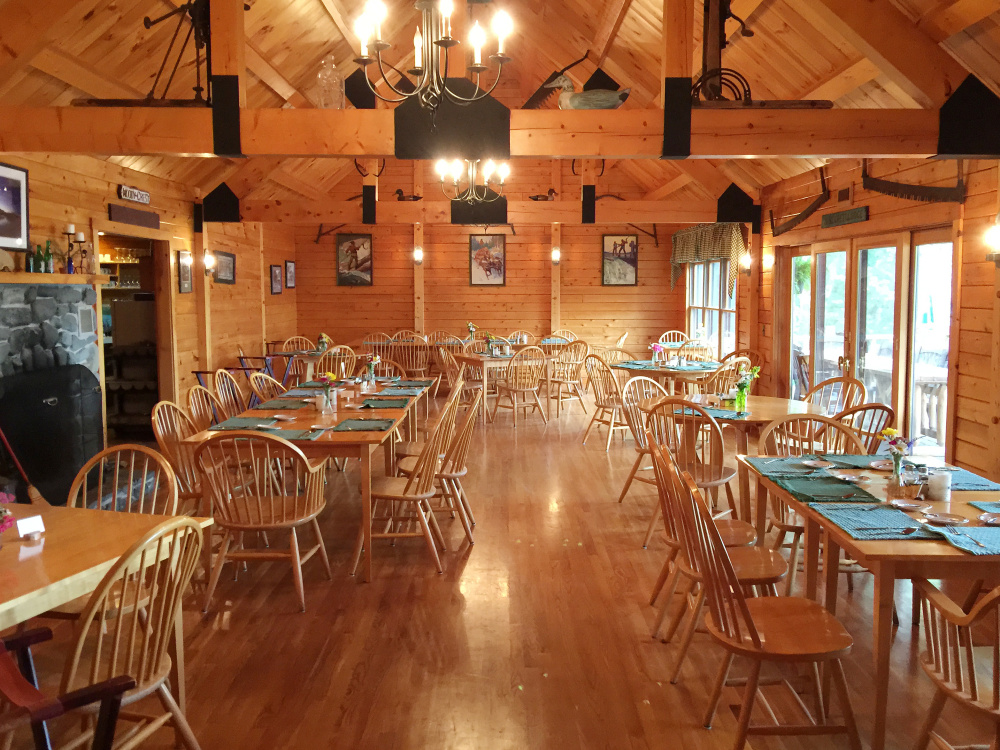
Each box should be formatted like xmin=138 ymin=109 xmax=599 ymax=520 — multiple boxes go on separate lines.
xmin=739 ymin=251 xmax=752 ymax=275
xmin=203 ymin=250 xmax=216 ymax=277
xmin=986 ymin=219 xmax=1000 ymax=267
xmin=762 ymin=253 xmax=775 ymax=272
xmin=551 ymin=247 xmax=561 ymax=265
xmin=413 ymin=246 xmax=424 ymax=265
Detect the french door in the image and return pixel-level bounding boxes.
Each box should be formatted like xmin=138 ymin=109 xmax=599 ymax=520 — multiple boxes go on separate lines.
xmin=786 ymin=231 xmax=952 ymax=453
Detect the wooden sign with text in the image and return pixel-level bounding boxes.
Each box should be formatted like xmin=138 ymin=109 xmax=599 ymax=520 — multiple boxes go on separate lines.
xmin=117 ymin=184 xmax=150 ymax=205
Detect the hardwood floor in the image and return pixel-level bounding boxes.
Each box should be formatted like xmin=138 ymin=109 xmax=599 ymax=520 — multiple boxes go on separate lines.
xmin=13 ymin=395 xmax=997 ymax=749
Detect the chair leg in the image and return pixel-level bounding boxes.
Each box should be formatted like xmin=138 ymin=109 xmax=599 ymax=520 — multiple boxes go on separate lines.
xmin=533 ymin=390 xmax=548 ymax=424
xmin=350 ymin=522 xmax=365 ymax=576
xmin=829 ymin=658 xmax=863 ymax=750
xmin=156 ymin=684 xmax=202 ymax=750
xmin=415 ymin=500 xmax=444 ymax=573
xmin=669 ymin=588 xmax=706 ymax=683
xmin=642 ymin=499 xmax=662 ymax=549
xmin=605 ymin=410 xmax=616 ymax=452
xmin=649 ymin=547 xmax=679 ymax=605
xmin=724 ymin=481 xmax=738 ymax=517
xmin=783 ymin=530 xmax=803 ymax=596
xmin=312 ymin=518 xmax=332 ymax=579
xmin=456 ymin=478 xmax=476 ymax=526
xmin=913 ymin=688 xmax=948 ymax=750
xmin=662 ymin=577 xmax=697 ymax=643
xmin=732 ymin=659 xmax=762 ymax=750
xmin=582 ymin=409 xmax=602 ymax=445
xmin=618 ymin=452 xmax=644 ymax=503
xmin=703 ymin=652 xmax=735 ymax=728
xmin=447 ymin=478 xmax=475 ymax=543
xmin=202 ymin=532 xmax=231 ymax=613
xmin=574 ymin=383 xmax=588 ymax=413
xmin=290 ymin=527 xmax=306 ymax=612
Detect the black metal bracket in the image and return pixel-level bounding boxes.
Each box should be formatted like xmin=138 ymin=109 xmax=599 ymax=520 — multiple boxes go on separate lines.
xmin=315 ymin=224 xmax=346 ymax=243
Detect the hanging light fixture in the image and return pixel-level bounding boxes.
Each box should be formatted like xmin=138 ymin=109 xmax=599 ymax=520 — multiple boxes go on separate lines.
xmin=353 ymin=0 xmax=513 ymax=112
xmin=435 ymin=158 xmax=509 ymax=204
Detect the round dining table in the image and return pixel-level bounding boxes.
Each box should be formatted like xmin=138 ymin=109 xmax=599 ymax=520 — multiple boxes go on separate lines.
xmin=639 ymin=393 xmax=827 ymax=522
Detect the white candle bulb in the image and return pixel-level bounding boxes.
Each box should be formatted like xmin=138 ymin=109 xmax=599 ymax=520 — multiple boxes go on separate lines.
xmin=435 ymin=159 xmax=450 ymax=181
xmin=482 ymin=160 xmax=495 ymax=182
xmin=354 ymin=15 xmax=372 ymax=56
xmin=414 ymin=26 xmax=423 ymax=67
xmin=470 ymin=21 xmax=485 ymax=65
xmin=75 ymin=232 xmax=85 ymax=242
xmin=450 ymin=160 xmax=464 ymax=183
xmin=65 ymin=224 xmax=75 ymax=234
xmin=491 ymin=10 xmax=513 ymax=54
xmin=498 ymin=163 xmax=510 ymax=182
xmin=439 ymin=0 xmax=453 ymax=37
xmin=364 ymin=0 xmax=386 ymax=39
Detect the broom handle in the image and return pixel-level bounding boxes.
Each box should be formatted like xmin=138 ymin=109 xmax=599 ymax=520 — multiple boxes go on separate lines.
xmin=0 ymin=424 xmax=31 ymax=486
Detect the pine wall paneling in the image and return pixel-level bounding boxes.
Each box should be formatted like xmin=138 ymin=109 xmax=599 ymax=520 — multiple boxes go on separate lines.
xmin=205 ymin=222 xmax=266 ymax=369
xmin=262 ymin=223 xmax=297 ymax=343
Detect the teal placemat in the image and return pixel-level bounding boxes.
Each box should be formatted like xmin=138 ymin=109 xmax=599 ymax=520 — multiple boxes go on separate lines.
xmin=809 ymin=503 xmax=938 ymax=540
xmin=746 ymin=456 xmax=832 ymax=478
xmin=299 ymin=380 xmax=349 ymax=388
xmin=971 ymin=501 xmax=1000 ymax=513
xmin=210 ymin=417 xmax=276 ymax=430
xmin=285 ymin=388 xmax=325 ymax=397
xmin=361 ymin=398 xmax=409 ymax=409
xmin=380 ymin=387 xmax=422 ymax=396
xmin=618 ymin=360 xmax=657 ymax=369
xmin=395 ymin=380 xmax=434 ymax=388
xmin=332 ymin=419 xmax=395 ymax=432
xmin=772 ymin=475 xmax=878 ymax=504
xmin=540 ymin=338 xmax=567 ymax=345
xmin=666 ymin=362 xmax=720 ymax=371
xmin=674 ymin=406 xmax=751 ymax=420
xmin=253 ymin=399 xmax=309 ymax=410
xmin=927 ymin=526 xmax=1000 ymax=555
xmin=817 ymin=454 xmax=881 ymax=469
xmin=375 ymin=376 xmax=401 ymax=382
xmin=932 ymin=469 xmax=1000 ymax=492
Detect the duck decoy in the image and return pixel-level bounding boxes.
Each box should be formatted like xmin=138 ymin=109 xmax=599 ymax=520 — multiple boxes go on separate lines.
xmin=544 ymin=75 xmax=630 ymax=110
xmin=394 ymin=189 xmax=423 ymax=201
xmin=529 ymin=189 xmax=557 ymax=201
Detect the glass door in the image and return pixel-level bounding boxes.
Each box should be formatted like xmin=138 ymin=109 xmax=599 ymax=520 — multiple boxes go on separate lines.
xmin=789 ymin=253 xmax=812 ymax=399
xmin=811 ymin=248 xmax=849 ymax=388
xmin=854 ymin=243 xmax=900 ymax=408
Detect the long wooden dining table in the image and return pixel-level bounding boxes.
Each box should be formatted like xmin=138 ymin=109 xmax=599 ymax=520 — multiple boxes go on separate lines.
xmin=741 ymin=455 xmax=1000 ymax=750
xmin=454 ymin=351 xmax=555 ymax=424
xmin=1 ymin=503 xmax=214 ymax=714
xmin=182 ymin=380 xmax=430 ymax=582
xmin=611 ymin=358 xmax=720 ymax=395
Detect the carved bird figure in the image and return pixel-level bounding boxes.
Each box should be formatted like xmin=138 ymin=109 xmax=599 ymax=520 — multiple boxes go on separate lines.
xmin=544 ymin=74 xmax=630 ymax=110
xmin=529 ymin=189 xmax=557 ymax=201
xmin=394 ymin=189 xmax=423 ymax=201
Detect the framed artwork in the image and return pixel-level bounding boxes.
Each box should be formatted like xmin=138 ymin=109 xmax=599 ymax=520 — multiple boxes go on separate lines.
xmin=602 ymin=234 xmax=638 ymax=286
xmin=270 ymin=264 xmax=282 ymax=295
xmin=284 ymin=260 xmax=296 ymax=288
xmin=469 ymin=234 xmax=506 ymax=286
xmin=336 ymin=233 xmax=372 ymax=286
xmin=177 ymin=251 xmax=193 ymax=294
xmin=214 ymin=250 xmax=236 ymax=285
xmin=0 ymin=162 xmax=29 ymax=251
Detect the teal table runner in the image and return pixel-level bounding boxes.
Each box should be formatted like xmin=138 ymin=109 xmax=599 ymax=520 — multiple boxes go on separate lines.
xmin=253 ymin=399 xmax=309 ymax=410
xmin=210 ymin=417 xmax=276 ymax=430
xmin=394 ymin=380 xmax=434 ymax=388
xmin=673 ymin=406 xmax=751 ymax=420
xmin=771 ymin=475 xmax=878 ymax=504
xmin=332 ymin=419 xmax=395 ymax=432
xmin=809 ymin=503 xmax=938 ymax=540
xmin=380 ymin=387 xmax=423 ymax=396
xmin=360 ymin=398 xmax=409 ymax=409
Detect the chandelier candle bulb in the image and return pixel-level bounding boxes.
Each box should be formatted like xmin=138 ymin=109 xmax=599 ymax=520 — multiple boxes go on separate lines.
xmin=414 ymin=27 xmax=423 ymax=66
xmin=365 ymin=0 xmax=386 ymax=40
xmin=498 ymin=163 xmax=510 ymax=183
xmin=492 ymin=11 xmax=512 ymax=55
xmin=470 ymin=21 xmax=485 ymax=65
xmin=440 ymin=0 xmax=452 ymax=37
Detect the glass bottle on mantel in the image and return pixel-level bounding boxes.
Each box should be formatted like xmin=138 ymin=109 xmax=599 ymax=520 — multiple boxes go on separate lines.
xmin=35 ymin=244 xmax=45 ymax=273
xmin=25 ymin=245 xmax=35 ymax=273
xmin=43 ymin=241 xmax=53 ymax=273
xmin=316 ymin=55 xmax=345 ymax=109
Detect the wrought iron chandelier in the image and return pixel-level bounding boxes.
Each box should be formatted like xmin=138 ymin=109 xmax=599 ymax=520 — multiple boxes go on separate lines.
xmin=435 ymin=159 xmax=509 ymax=204
xmin=353 ymin=0 xmax=513 ymax=111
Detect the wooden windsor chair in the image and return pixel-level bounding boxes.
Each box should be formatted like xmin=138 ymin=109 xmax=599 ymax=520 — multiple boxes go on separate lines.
xmin=803 ymin=375 xmax=867 ymax=415
xmin=282 ymin=336 xmax=315 ymax=386
xmin=617 ymin=376 xmax=668 ymax=505
xmin=249 ymin=372 xmax=287 ymax=402
xmin=392 ymin=329 xmax=426 ymax=342
xmin=677 ymin=338 xmax=715 ymax=362
xmin=195 ymin=432 xmax=330 ymax=612
xmin=507 ymin=329 xmax=536 ymax=344
xmin=677 ymin=471 xmax=862 ymax=750
xmin=647 ymin=442 xmax=785 ymax=683
xmin=492 ymin=346 xmax=548 ymax=426
xmin=316 ymin=345 xmax=356 ymax=380
xmin=549 ymin=340 xmax=589 ymax=417
xmin=659 ymin=330 xmax=688 ymax=344
xmin=435 ymin=346 xmax=467 ymax=400
xmin=394 ymin=379 xmax=464 ymax=463
xmin=393 ymin=338 xmax=432 ymax=379
xmin=151 ymin=401 xmax=203 ymax=516
xmin=757 ymin=414 xmax=868 ymax=595
xmin=550 ymin=329 xmax=577 ymax=341
xmin=362 ymin=332 xmax=394 ymax=361
xmin=582 ymin=354 xmax=628 ymax=450
xmin=703 ymin=356 xmax=751 ymax=395
xmin=186 ymin=385 xmax=226 ymax=431
xmin=214 ymin=368 xmax=248 ymax=419
xmin=352 ymin=394 xmax=460 ymax=573
xmin=428 ymin=334 xmax=464 ymax=396
xmin=720 ymin=348 xmax=763 ymax=369
xmin=356 ymin=358 xmax=407 ymax=379
xmin=834 ymin=402 xmax=895 ymax=454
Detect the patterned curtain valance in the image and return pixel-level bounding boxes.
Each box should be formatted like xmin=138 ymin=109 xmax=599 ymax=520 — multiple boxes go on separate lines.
xmin=670 ymin=222 xmax=746 ymax=296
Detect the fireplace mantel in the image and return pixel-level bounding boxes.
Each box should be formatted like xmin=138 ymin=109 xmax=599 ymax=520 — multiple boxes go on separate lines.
xmin=0 ymin=272 xmax=110 ymax=286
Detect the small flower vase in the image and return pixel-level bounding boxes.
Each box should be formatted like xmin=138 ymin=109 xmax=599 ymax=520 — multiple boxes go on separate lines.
xmin=891 ymin=452 xmax=904 ymax=483
xmin=651 ymin=350 xmax=659 ymax=364
xmin=364 ymin=364 xmax=375 ymax=385
xmin=320 ymin=388 xmax=334 ymax=414
xmin=735 ymin=386 xmax=748 ymax=413
xmin=317 ymin=340 xmax=328 ymax=353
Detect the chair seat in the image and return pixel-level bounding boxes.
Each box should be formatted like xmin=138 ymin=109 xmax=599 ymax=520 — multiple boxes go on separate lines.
xmin=371 ymin=475 xmax=436 ymax=501
xmin=718 ymin=519 xmax=757 ymax=547
xmin=394 ymin=440 xmax=423 ymax=459
xmin=728 ymin=547 xmax=788 ymax=585
xmin=679 ymin=462 xmax=737 ymax=487
xmin=215 ymin=496 xmax=325 ymax=530
xmin=710 ymin=596 xmax=854 ymax=661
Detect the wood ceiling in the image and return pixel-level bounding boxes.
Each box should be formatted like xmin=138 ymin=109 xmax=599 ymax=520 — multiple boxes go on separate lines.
xmin=2 ymin=0 xmax=1000 ymax=206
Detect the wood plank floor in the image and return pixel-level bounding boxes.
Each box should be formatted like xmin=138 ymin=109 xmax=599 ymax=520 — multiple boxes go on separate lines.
xmin=14 ymin=394 xmax=998 ymax=749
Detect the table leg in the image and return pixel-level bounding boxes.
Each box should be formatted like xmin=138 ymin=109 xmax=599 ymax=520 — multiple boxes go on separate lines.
xmin=169 ymin=608 xmax=186 ymax=717
xmin=407 ymin=402 xmax=416 ymax=441
xmin=754 ymin=478 xmax=768 ymax=546
xmin=306 ymin=360 xmax=316 ymax=383
xmin=870 ymin=562 xmax=897 ymax=750
xmin=803 ymin=516 xmax=821 ymax=600
xmin=546 ymin=360 xmax=552 ymax=421
xmin=360 ymin=447 xmax=373 ymax=582
xmin=736 ymin=429 xmax=751 ymax=522
xmin=823 ymin=531 xmax=840 ymax=615
xmin=482 ymin=365 xmax=489 ymax=424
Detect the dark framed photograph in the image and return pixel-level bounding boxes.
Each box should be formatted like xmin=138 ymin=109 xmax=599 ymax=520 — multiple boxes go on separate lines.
xmin=214 ymin=250 xmax=236 ymax=285
xmin=284 ymin=260 xmax=296 ymax=288
xmin=270 ymin=264 xmax=282 ymax=295
xmin=177 ymin=251 xmax=193 ymax=294
xmin=0 ymin=162 xmax=29 ymax=252
xmin=469 ymin=234 xmax=505 ymax=286
xmin=602 ymin=234 xmax=638 ymax=286
xmin=336 ymin=233 xmax=372 ymax=286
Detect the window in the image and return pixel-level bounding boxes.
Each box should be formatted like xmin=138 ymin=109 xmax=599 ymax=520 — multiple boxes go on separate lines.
xmin=686 ymin=259 xmax=736 ymax=358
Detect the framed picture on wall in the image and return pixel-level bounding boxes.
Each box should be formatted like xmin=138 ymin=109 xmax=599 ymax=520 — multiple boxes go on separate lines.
xmin=0 ymin=162 xmax=29 ymax=252
xmin=177 ymin=251 xmax=193 ymax=294
xmin=602 ymin=234 xmax=638 ymax=286
xmin=270 ymin=264 xmax=282 ymax=295
xmin=285 ymin=260 xmax=296 ymax=288
xmin=214 ymin=251 xmax=236 ymax=285
xmin=469 ymin=234 xmax=505 ymax=286
xmin=336 ymin=233 xmax=372 ymax=286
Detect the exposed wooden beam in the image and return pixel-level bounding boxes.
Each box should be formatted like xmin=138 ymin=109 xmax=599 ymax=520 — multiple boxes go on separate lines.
xmin=798 ymin=0 xmax=968 ymax=108
xmin=31 ymin=46 xmax=144 ymax=99
xmin=245 ymin=44 xmax=314 ymax=108
xmin=240 ymin=109 xmax=393 ymax=156
xmin=239 ymin=198 xmax=718 ymax=225
xmin=801 ymin=58 xmax=882 ymax=100
xmin=267 ymin=169 xmax=335 ymax=201
xmin=316 ymin=0 xmax=358 ymax=55
xmin=593 ymin=0 xmax=634 ymax=65
xmin=0 ymin=0 xmax=92 ymax=82
xmin=662 ymin=0 xmax=695 ymax=81
xmin=209 ymin=0 xmax=247 ymax=106
xmin=643 ymin=173 xmax=693 ymax=200
xmin=918 ymin=0 xmax=1000 ymax=42
xmin=199 ymin=157 xmax=287 ymax=197
xmin=673 ymin=160 xmax=733 ymax=198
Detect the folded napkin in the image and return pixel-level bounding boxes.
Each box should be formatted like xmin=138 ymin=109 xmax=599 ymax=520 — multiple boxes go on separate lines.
xmin=332 ymin=419 xmax=395 ymax=432
xmin=360 ymin=398 xmax=409 ymax=409
xmin=253 ymin=399 xmax=309 ymax=410
xmin=394 ymin=380 xmax=434 ymax=388
xmin=809 ymin=503 xmax=938 ymax=540
xmin=673 ymin=406 xmax=750 ymax=420
xmin=210 ymin=417 xmax=276 ymax=431
xmin=380 ymin=387 xmax=423 ymax=396
xmin=925 ymin=525 xmax=1000 ymax=555
xmin=771 ymin=475 xmax=878 ymax=504
xmin=272 ymin=429 xmax=326 ymax=441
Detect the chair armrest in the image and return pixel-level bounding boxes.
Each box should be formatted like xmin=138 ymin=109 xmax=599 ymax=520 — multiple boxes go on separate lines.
xmin=0 ymin=627 xmax=52 ymax=653
xmin=912 ymin=578 xmax=1000 ymax=627
xmin=38 ymin=675 xmax=136 ymax=721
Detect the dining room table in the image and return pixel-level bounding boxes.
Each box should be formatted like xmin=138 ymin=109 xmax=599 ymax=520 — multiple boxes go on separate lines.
xmin=1 ymin=503 xmax=214 ymax=715
xmin=611 ymin=358 xmax=721 ymax=395
xmin=739 ymin=453 xmax=1000 ymax=750
xmin=453 ymin=350 xmax=556 ymax=424
xmin=182 ymin=377 xmax=432 ymax=583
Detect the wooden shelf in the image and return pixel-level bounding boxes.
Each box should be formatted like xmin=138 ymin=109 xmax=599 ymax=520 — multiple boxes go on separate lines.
xmin=0 ymin=272 xmax=111 ymax=286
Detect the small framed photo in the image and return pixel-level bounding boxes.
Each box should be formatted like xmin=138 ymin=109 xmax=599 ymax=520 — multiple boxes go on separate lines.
xmin=214 ymin=250 xmax=236 ymax=285
xmin=270 ymin=264 xmax=282 ymax=295
xmin=469 ymin=234 xmax=505 ymax=286
xmin=284 ymin=260 xmax=296 ymax=288
xmin=336 ymin=233 xmax=372 ymax=286
xmin=177 ymin=251 xmax=193 ymax=294
xmin=0 ymin=162 xmax=29 ymax=251
xmin=602 ymin=234 xmax=638 ymax=286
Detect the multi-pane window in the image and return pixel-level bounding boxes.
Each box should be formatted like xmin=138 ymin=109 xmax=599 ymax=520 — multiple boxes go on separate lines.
xmin=686 ymin=260 xmax=736 ymax=358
